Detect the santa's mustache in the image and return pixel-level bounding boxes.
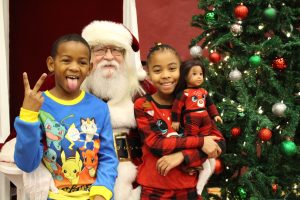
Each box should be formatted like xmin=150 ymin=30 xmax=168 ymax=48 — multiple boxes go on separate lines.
xmin=95 ymin=60 xmax=120 ymax=71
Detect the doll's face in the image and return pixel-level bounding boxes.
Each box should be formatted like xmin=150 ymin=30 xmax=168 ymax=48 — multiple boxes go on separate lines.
xmin=186 ymin=65 xmax=204 ymax=87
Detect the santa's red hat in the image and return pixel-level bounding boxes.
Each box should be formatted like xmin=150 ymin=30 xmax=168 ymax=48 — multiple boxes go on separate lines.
xmin=82 ymin=20 xmax=139 ymax=52
xmin=82 ymin=20 xmax=146 ymax=80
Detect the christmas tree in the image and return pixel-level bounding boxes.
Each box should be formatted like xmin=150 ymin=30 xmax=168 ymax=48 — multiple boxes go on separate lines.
xmin=190 ymin=0 xmax=300 ymax=199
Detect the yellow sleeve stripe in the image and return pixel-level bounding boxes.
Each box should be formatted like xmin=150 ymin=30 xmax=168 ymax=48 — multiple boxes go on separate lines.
xmin=19 ymin=107 xmax=39 ymax=122
xmin=90 ymin=186 xmax=113 ymax=200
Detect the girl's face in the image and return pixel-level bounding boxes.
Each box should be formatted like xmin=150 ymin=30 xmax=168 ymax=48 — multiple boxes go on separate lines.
xmin=47 ymin=41 xmax=92 ymax=100
xmin=186 ymin=65 xmax=204 ymax=87
xmin=147 ymin=50 xmax=180 ymax=97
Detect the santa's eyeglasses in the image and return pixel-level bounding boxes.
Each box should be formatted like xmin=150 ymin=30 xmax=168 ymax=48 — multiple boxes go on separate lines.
xmin=92 ymin=46 xmax=125 ymax=56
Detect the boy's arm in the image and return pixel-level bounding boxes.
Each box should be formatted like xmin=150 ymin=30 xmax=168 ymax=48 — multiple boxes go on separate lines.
xmin=134 ymin=98 xmax=204 ymax=157
xmin=14 ymin=109 xmax=44 ymax=172
xmin=14 ymin=72 xmax=47 ymax=172
xmin=90 ymin=104 xmax=118 ymax=200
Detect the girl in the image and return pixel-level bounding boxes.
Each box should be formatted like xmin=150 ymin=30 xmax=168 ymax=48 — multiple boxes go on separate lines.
xmin=134 ymin=43 xmax=224 ymax=200
xmin=171 ymin=59 xmax=224 ymax=195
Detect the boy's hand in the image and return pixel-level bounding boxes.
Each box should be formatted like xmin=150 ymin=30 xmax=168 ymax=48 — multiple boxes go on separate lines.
xmin=214 ymin=116 xmax=223 ymax=124
xmin=94 ymin=195 xmax=106 ymax=200
xmin=171 ymin=122 xmax=180 ymax=131
xmin=156 ymin=151 xmax=184 ymax=176
xmin=22 ymin=72 xmax=47 ymax=112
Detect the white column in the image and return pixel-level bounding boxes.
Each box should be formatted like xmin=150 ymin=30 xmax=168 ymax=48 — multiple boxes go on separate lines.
xmin=0 ymin=0 xmax=10 ymax=143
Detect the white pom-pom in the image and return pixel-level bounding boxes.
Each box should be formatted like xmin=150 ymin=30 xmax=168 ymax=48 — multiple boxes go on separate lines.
xmin=229 ymin=68 xmax=242 ymax=81
xmin=190 ymin=45 xmax=202 ymax=58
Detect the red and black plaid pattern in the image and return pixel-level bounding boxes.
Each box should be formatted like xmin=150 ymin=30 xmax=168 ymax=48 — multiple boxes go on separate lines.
xmin=184 ymin=111 xmax=212 ymax=136
xmin=141 ymin=186 xmax=203 ymax=200
xmin=134 ymin=96 xmax=204 ymax=157
xmin=172 ymin=88 xmax=219 ymax=123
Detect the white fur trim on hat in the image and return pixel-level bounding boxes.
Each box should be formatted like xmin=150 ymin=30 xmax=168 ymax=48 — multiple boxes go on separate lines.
xmin=82 ymin=20 xmax=139 ymax=52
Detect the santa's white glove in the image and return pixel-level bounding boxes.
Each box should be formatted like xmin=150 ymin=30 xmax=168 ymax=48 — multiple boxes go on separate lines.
xmin=23 ymin=162 xmax=58 ymax=200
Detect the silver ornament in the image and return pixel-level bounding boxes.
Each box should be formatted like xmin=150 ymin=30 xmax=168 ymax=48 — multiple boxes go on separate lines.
xmin=190 ymin=45 xmax=202 ymax=58
xmin=230 ymin=23 xmax=243 ymax=36
xmin=229 ymin=68 xmax=242 ymax=81
xmin=272 ymin=102 xmax=287 ymax=117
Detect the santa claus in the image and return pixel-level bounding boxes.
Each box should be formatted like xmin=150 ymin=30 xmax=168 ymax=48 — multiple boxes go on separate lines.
xmin=80 ymin=20 xmax=152 ymax=200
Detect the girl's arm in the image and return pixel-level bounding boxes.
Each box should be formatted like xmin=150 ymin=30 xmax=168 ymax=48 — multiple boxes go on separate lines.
xmin=134 ymin=98 xmax=204 ymax=157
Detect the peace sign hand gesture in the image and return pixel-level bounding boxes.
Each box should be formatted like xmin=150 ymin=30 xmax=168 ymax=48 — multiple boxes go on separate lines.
xmin=22 ymin=72 xmax=47 ymax=112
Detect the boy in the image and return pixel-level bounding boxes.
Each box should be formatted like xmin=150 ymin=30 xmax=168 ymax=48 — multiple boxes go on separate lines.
xmin=14 ymin=34 xmax=118 ymax=200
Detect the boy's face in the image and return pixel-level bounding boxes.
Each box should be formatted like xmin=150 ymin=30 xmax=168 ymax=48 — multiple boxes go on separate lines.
xmin=186 ymin=65 xmax=204 ymax=87
xmin=47 ymin=41 xmax=92 ymax=99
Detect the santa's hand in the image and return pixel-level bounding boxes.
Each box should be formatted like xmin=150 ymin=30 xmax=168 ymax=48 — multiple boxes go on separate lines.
xmin=23 ymin=162 xmax=58 ymax=200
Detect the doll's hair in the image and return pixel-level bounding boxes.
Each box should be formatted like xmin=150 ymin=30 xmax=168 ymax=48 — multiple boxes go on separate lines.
xmin=51 ymin=34 xmax=91 ymax=61
xmin=175 ymin=58 xmax=206 ymax=94
xmin=146 ymin=42 xmax=181 ymax=65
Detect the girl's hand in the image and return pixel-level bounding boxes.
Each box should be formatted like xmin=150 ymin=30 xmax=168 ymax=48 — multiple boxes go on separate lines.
xmin=214 ymin=116 xmax=223 ymax=124
xmin=93 ymin=195 xmax=106 ymax=200
xmin=156 ymin=151 xmax=184 ymax=176
xmin=22 ymin=72 xmax=47 ymax=112
xmin=202 ymin=136 xmax=222 ymax=158
xmin=171 ymin=122 xmax=180 ymax=131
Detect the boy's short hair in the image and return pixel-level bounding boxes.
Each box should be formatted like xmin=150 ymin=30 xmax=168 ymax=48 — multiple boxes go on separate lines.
xmin=51 ymin=34 xmax=91 ymax=60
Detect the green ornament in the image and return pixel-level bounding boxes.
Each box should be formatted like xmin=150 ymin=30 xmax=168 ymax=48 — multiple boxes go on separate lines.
xmin=238 ymin=112 xmax=245 ymax=117
xmin=281 ymin=140 xmax=297 ymax=156
xmin=264 ymin=7 xmax=277 ymax=20
xmin=249 ymin=55 xmax=262 ymax=67
xmin=205 ymin=11 xmax=216 ymax=24
xmin=238 ymin=187 xmax=247 ymax=199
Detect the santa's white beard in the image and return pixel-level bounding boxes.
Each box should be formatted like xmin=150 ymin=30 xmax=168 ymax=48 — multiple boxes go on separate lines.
xmin=86 ymin=60 xmax=129 ymax=102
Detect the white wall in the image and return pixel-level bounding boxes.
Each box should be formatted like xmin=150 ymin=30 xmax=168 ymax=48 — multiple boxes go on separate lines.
xmin=0 ymin=0 xmax=10 ymax=143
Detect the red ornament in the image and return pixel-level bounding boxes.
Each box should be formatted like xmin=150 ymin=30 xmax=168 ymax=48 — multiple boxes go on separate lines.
xmin=209 ymin=52 xmax=221 ymax=63
xmin=258 ymin=128 xmax=272 ymax=141
xmin=231 ymin=127 xmax=241 ymax=137
xmin=234 ymin=4 xmax=249 ymax=20
xmin=272 ymin=184 xmax=278 ymax=193
xmin=214 ymin=159 xmax=223 ymax=175
xmin=272 ymin=57 xmax=287 ymax=70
